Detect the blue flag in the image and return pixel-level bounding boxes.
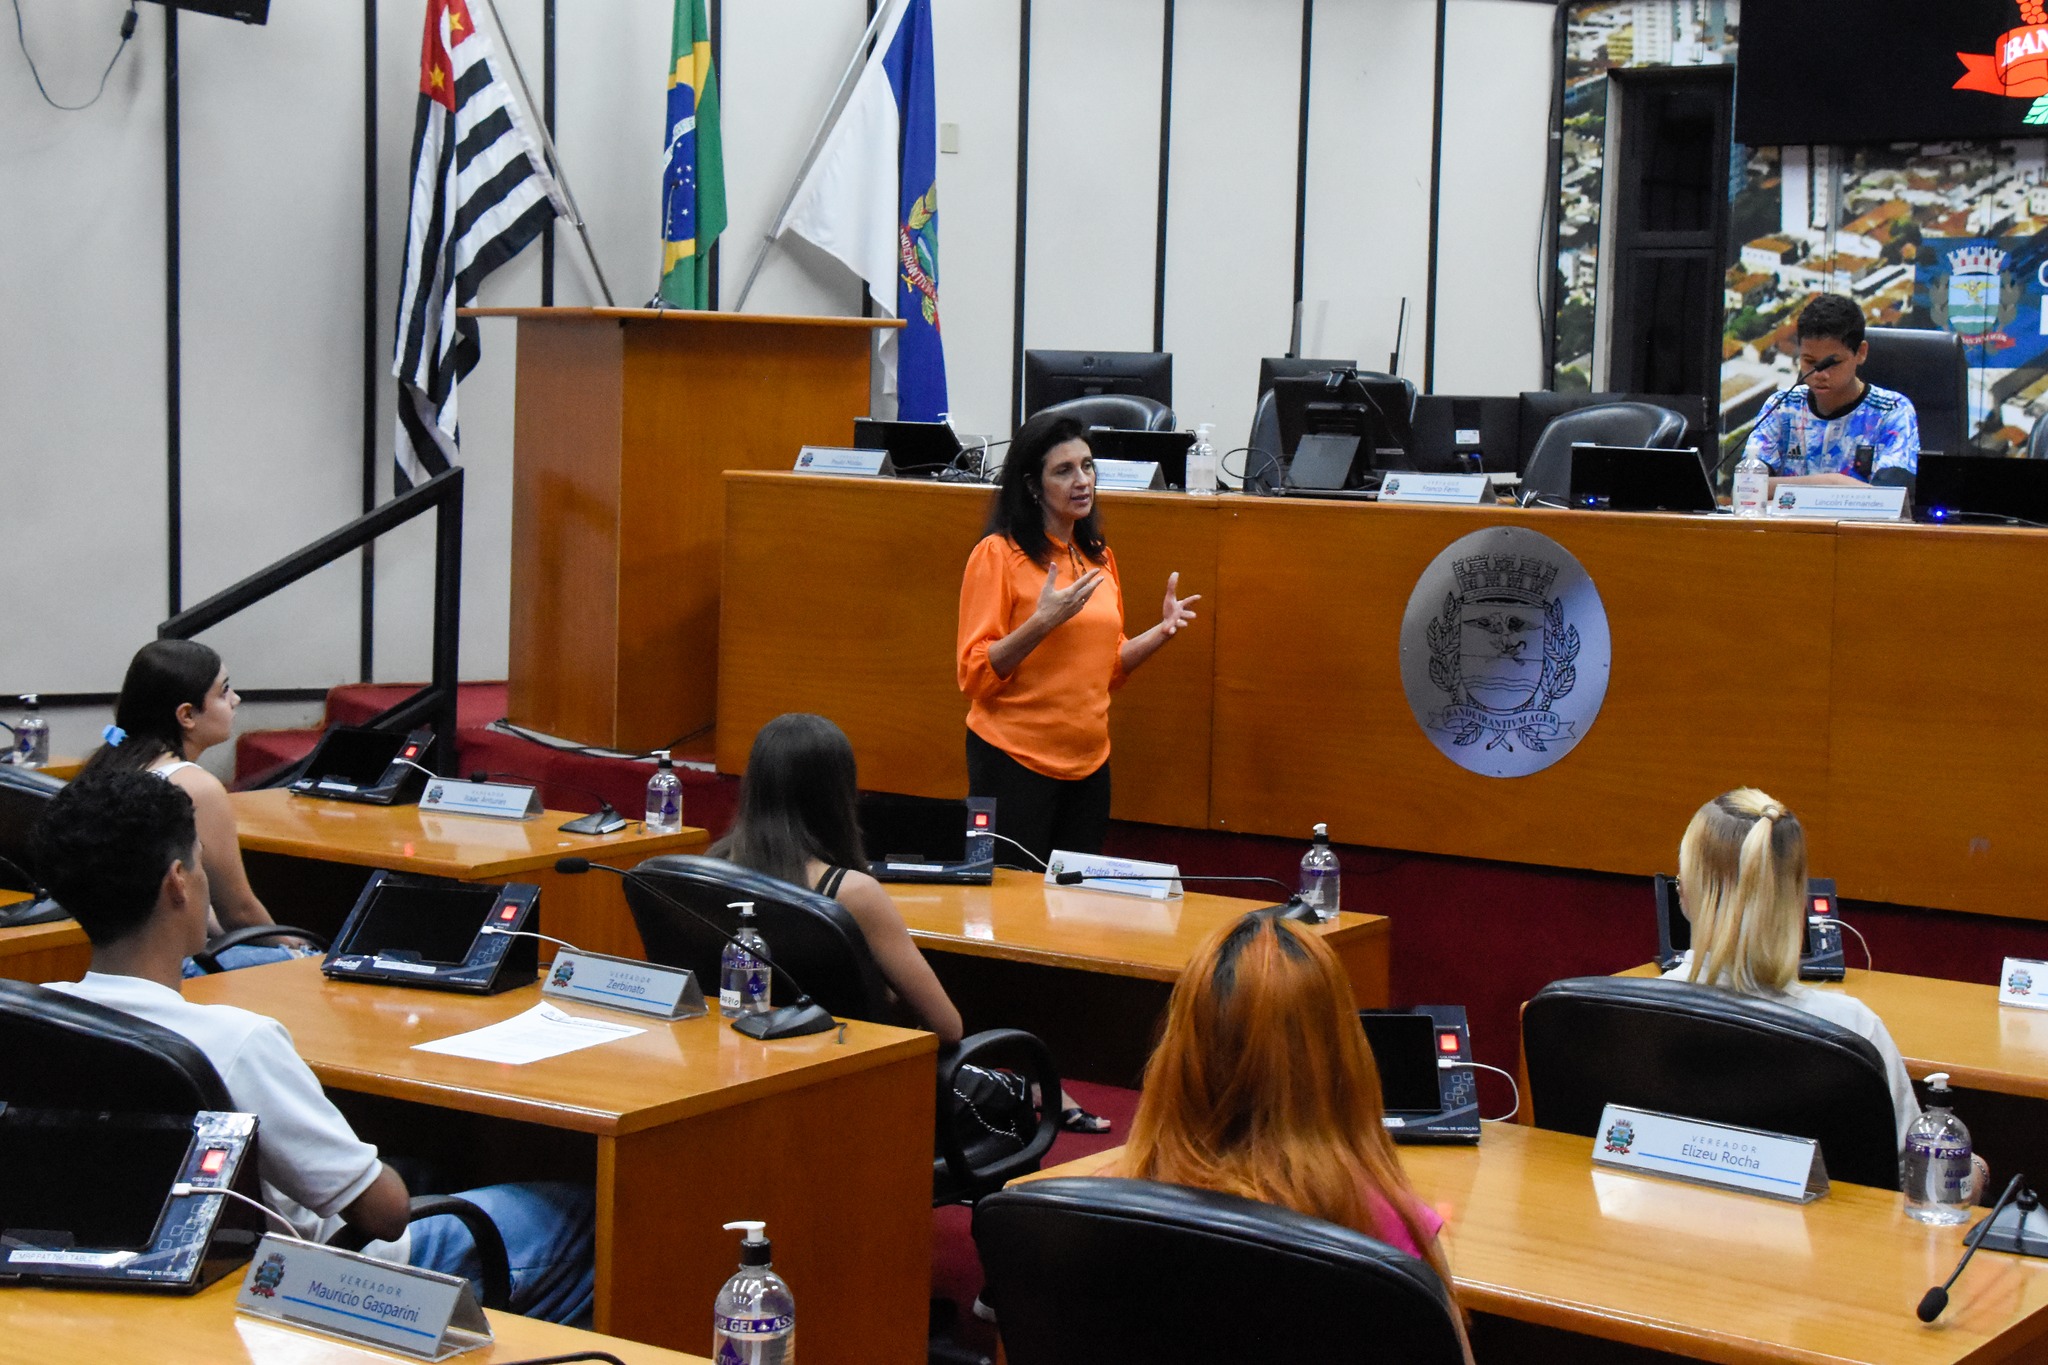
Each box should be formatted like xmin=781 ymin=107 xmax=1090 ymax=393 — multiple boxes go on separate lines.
xmin=783 ymin=0 xmax=948 ymax=420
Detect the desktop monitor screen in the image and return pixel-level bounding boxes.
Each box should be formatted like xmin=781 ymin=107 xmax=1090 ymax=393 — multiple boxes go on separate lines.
xmin=1271 ymin=374 xmax=1416 ymax=461
xmin=343 ymin=880 xmax=502 ymax=965
xmin=1257 ymin=357 xmax=1357 ymax=405
xmin=1358 ymin=1012 xmax=1444 ymax=1116
xmin=1738 ymin=2 xmax=2039 ymax=146
xmin=0 ymin=1110 xmax=192 ymax=1250
xmin=1023 ymin=350 xmax=1172 ymax=414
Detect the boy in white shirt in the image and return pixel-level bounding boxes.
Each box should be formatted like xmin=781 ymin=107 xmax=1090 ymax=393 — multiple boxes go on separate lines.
xmin=34 ymin=768 xmax=593 ymax=1323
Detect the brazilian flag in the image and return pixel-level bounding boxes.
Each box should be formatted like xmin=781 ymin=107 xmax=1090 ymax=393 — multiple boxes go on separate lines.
xmin=659 ymin=0 xmax=727 ymax=308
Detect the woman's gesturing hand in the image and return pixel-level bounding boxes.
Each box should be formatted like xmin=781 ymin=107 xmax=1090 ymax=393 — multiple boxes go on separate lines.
xmin=1035 ymin=564 xmax=1104 ymax=630
xmin=1159 ymin=571 xmax=1201 ymax=637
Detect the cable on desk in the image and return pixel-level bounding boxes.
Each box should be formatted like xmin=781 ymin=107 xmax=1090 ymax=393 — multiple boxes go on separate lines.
xmin=1463 ymin=1061 xmax=1520 ymax=1123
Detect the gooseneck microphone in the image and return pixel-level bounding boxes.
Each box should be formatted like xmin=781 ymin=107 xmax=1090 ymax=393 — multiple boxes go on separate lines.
xmin=555 ymin=858 xmax=837 ymax=1040
xmin=1918 ymin=1173 xmax=2028 ymax=1322
xmin=1050 ymin=871 xmax=1323 ymax=923
xmin=471 ymin=770 xmax=626 ymax=835
xmin=1720 ymin=355 xmax=1841 ymax=479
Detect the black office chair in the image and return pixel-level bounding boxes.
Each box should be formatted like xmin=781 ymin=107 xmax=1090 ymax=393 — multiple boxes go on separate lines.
xmin=1862 ymin=326 xmax=1969 ymax=459
xmin=1523 ymin=976 xmax=1901 ymax=1190
xmin=0 ymin=765 xmax=68 ymax=926
xmin=1243 ymin=370 xmax=1419 ymax=494
xmin=1035 ymin=394 xmax=1177 ymax=432
xmin=973 ymin=1177 xmax=1467 ymax=1365
xmin=0 ymin=979 xmax=511 ymax=1305
xmin=1520 ymin=401 xmax=1689 ymax=505
xmin=623 ymin=854 xmax=1062 ymax=1203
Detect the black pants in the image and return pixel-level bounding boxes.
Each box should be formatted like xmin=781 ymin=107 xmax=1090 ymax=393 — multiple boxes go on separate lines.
xmin=965 ymin=730 xmax=1112 ymax=870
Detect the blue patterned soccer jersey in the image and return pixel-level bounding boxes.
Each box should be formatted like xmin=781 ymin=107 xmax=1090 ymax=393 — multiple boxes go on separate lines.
xmin=1742 ymin=383 xmax=1920 ymax=478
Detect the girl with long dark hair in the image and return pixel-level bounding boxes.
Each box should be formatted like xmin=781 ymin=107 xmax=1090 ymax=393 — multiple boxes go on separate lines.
xmin=80 ymin=640 xmax=304 ymax=970
xmin=711 ymin=713 xmax=962 ymax=1042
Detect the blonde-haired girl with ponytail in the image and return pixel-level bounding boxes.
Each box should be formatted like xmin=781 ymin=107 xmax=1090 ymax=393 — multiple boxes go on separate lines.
xmin=1661 ymin=789 xmax=1923 ymax=1149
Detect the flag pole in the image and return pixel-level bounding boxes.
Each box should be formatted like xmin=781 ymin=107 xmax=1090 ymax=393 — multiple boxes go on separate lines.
xmin=733 ymin=0 xmax=901 ymax=312
xmin=478 ymin=0 xmax=615 ymax=306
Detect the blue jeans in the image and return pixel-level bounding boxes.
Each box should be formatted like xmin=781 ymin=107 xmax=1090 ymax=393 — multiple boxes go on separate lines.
xmin=179 ymin=944 xmax=310 ymax=977
xmin=409 ymin=1181 xmax=596 ymax=1326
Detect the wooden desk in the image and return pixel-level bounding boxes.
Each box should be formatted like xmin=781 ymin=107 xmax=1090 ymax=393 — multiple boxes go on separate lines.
xmin=0 ymin=906 xmax=89 ymax=984
xmin=0 ymin=1276 xmax=713 ymax=1363
xmin=884 ymin=870 xmax=1387 ymax=1085
xmin=37 ymin=756 xmax=82 ymax=780
xmin=1031 ymin=1124 xmax=2048 ymax=1363
xmin=186 ymin=958 xmax=933 ymax=1363
xmin=718 ymin=476 xmax=2048 ymax=922
xmin=229 ymin=789 xmax=707 ymax=959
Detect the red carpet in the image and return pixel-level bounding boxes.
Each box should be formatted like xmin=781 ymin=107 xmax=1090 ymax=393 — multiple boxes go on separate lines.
xmin=233 ymin=683 xmax=739 ymax=839
xmin=931 ymin=1079 xmax=1140 ymax=1359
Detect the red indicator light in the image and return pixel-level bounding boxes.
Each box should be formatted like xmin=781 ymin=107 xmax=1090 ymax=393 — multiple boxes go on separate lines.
xmin=499 ymin=903 xmax=519 ymax=921
xmin=1437 ymin=1032 xmax=1461 ymax=1054
xmin=199 ymin=1148 xmax=228 ymax=1176
xmin=403 ymin=745 xmax=419 ymax=758
xmin=973 ymin=813 xmax=990 ymax=828
xmin=1812 ymin=897 xmax=1831 ymax=914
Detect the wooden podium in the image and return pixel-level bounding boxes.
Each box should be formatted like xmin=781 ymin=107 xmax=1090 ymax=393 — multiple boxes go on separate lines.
xmin=472 ymin=307 xmax=900 ymax=750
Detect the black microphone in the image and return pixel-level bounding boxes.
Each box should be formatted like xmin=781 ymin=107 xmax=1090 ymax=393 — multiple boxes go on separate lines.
xmin=0 ymin=854 xmax=67 ymax=928
xmin=1715 ymin=357 xmax=1835 ymax=480
xmin=555 ymin=858 xmax=837 ymax=1040
xmin=0 ymin=853 xmax=45 ymax=900
xmin=1919 ymin=1173 xmax=2028 ymax=1322
xmin=470 ymin=771 xmax=626 ymax=835
xmin=1049 ymin=871 xmax=1324 ymax=923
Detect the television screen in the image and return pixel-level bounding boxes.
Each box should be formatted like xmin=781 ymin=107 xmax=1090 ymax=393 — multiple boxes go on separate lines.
xmin=1736 ymin=2 xmax=2048 ymax=146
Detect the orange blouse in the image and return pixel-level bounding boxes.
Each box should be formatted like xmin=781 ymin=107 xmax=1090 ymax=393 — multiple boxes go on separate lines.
xmin=957 ymin=533 xmax=1129 ymax=781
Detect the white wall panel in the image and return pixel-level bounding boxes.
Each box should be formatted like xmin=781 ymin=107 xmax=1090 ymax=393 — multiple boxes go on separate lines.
xmin=1301 ymin=0 xmax=1438 ymax=388
xmin=721 ymin=0 xmax=865 ymax=319
xmin=1434 ymin=0 xmax=1553 ymax=394
xmin=931 ymin=0 xmax=1020 ymax=440
xmin=2 ymin=0 xmax=166 ymax=692
xmin=1022 ymin=0 xmax=1165 ymax=364
xmin=1161 ymin=0 xmax=1303 ymax=454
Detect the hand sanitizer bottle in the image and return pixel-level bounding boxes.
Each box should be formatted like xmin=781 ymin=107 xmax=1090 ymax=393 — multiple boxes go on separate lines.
xmin=1732 ymin=447 xmax=1771 ymax=519
xmin=712 ymin=1220 xmax=794 ymax=1365
xmin=1298 ymin=823 xmax=1341 ymax=922
xmin=721 ymin=902 xmax=773 ymax=1017
xmin=1902 ymin=1073 xmax=1974 ymax=1226
xmin=645 ymin=750 xmax=683 ymax=833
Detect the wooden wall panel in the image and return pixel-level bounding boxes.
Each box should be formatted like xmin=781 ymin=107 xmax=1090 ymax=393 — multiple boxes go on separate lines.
xmin=718 ymin=475 xmax=1218 ymax=825
xmin=1827 ymin=524 xmax=2048 ymax=919
xmin=1208 ymin=503 xmax=1839 ymax=877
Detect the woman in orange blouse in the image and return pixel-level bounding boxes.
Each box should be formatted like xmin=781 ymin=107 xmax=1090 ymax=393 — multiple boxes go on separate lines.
xmin=957 ymin=410 xmax=1200 ymax=870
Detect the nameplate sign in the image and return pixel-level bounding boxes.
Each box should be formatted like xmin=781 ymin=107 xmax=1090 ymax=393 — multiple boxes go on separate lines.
xmin=542 ymin=949 xmax=707 ymax=1020
xmin=1999 ymin=957 xmax=2048 ymax=1011
xmin=236 ymin=1235 xmax=491 ymax=1361
xmin=1769 ymin=485 xmax=1907 ymax=521
xmin=1378 ymin=472 xmax=1493 ymax=505
xmin=419 ymin=778 xmax=540 ymax=821
xmin=1093 ymin=459 xmax=1167 ymax=491
xmin=1045 ymin=851 xmax=1182 ymax=900
xmin=1592 ymin=1104 xmax=1828 ymax=1204
xmin=793 ymin=446 xmax=894 ymax=477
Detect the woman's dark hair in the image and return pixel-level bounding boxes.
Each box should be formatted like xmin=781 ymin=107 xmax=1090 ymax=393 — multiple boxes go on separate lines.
xmin=709 ymin=714 xmax=870 ymax=887
xmin=80 ymin=640 xmax=223 ymax=778
xmin=986 ymin=411 xmax=1107 ymax=566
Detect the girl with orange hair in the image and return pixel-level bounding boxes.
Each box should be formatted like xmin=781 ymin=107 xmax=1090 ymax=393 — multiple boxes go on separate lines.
xmin=1116 ymin=911 xmax=1470 ymax=1355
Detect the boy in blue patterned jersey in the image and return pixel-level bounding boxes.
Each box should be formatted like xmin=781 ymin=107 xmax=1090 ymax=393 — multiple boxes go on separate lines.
xmin=1742 ymin=293 xmax=1919 ymax=488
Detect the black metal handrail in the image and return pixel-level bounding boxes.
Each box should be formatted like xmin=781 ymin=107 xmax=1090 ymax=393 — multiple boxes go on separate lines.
xmin=158 ymin=468 xmax=463 ymax=776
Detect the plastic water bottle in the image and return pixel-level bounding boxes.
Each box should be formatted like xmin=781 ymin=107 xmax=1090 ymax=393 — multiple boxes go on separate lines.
xmin=1902 ymin=1072 xmax=1974 ymax=1225
xmin=645 ymin=750 xmax=683 ymax=833
xmin=720 ymin=902 xmax=772 ymax=1018
xmin=1298 ymin=822 xmax=1341 ymax=922
xmin=711 ymin=1221 xmax=794 ymax=1365
xmin=1186 ymin=423 xmax=1218 ymax=496
xmin=1732 ymin=447 xmax=1770 ymax=519
xmin=12 ymin=695 xmax=49 ymax=768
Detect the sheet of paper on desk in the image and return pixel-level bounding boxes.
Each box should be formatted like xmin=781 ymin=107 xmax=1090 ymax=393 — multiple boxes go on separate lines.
xmin=413 ymin=1003 xmax=644 ymax=1064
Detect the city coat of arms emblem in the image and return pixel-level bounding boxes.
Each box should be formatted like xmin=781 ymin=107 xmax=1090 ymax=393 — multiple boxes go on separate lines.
xmin=1399 ymin=527 xmax=1612 ymax=778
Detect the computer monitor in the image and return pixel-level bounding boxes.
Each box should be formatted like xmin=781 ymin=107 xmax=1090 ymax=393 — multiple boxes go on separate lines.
xmin=1023 ymin=350 xmax=1172 ymax=414
xmin=1271 ymin=372 xmax=1416 ymax=464
xmin=1257 ymin=357 xmax=1357 ymax=405
xmin=1566 ymin=444 xmax=1716 ymax=513
xmin=853 ymin=418 xmax=963 ymax=476
xmin=1916 ymin=454 xmax=2048 ymax=525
